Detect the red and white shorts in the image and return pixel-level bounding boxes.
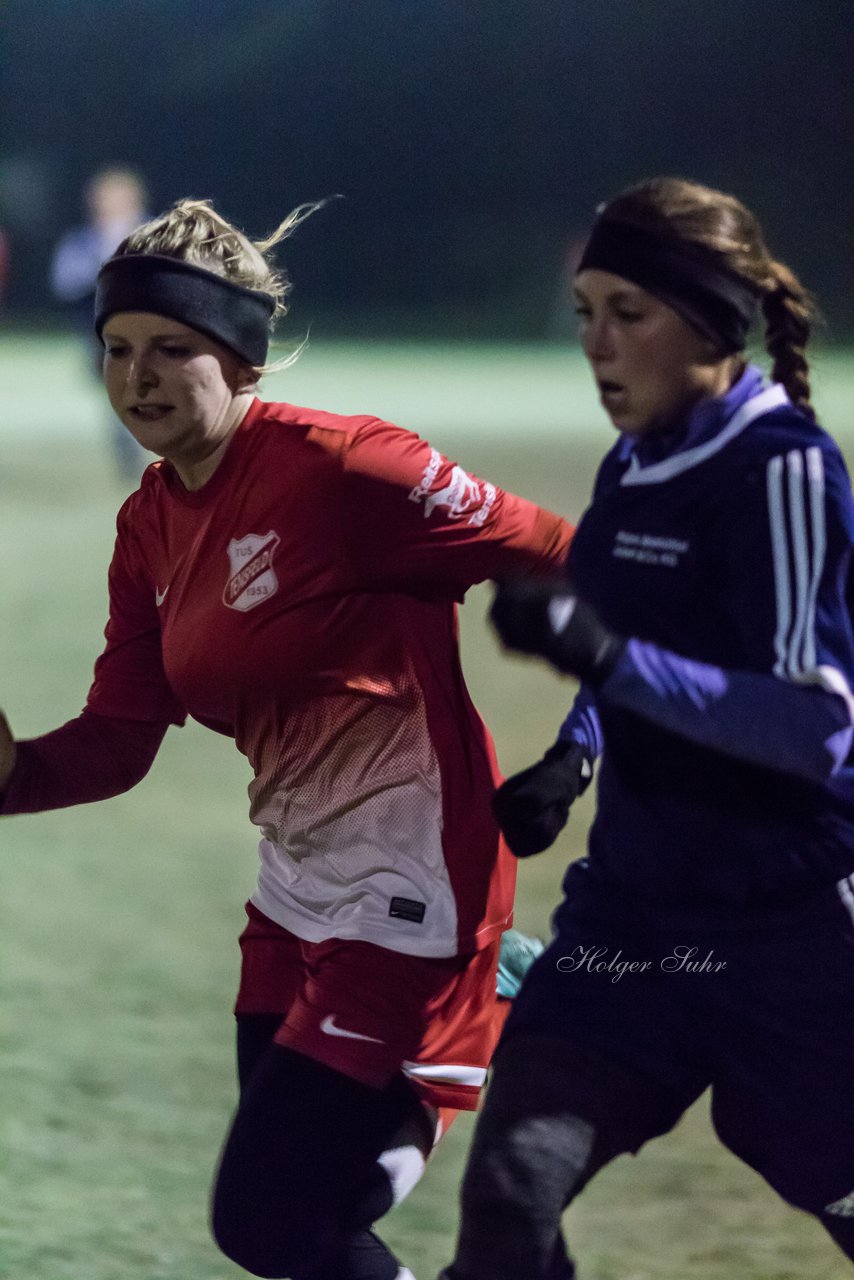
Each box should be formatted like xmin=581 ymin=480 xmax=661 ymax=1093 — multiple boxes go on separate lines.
xmin=235 ymin=901 xmax=509 ymax=1111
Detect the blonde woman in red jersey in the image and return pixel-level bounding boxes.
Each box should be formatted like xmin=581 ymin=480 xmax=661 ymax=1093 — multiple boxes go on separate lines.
xmin=0 ymin=199 xmax=572 ymax=1280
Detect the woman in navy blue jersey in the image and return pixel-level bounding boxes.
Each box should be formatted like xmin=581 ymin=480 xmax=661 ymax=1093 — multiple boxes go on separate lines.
xmin=438 ymin=177 xmax=854 ymax=1279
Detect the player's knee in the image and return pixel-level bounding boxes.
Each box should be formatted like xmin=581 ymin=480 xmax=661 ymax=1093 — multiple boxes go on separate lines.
xmin=462 ymin=1039 xmax=596 ymax=1226
xmin=461 ymin=1109 xmax=595 ymax=1226
xmin=211 ymin=1221 xmax=280 ymax=1278
xmin=210 ymin=1211 xmax=276 ymax=1278
xmin=453 ymin=1115 xmax=589 ymax=1280
xmin=211 ymin=1182 xmax=323 ymax=1278
xmin=211 ymin=1223 xmax=314 ymax=1279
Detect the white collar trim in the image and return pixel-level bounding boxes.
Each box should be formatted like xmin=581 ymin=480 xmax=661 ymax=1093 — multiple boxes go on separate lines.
xmin=620 ymin=385 xmax=790 ymax=487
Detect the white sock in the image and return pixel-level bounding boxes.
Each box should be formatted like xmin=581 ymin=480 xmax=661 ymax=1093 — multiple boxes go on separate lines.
xmin=377 ymin=1142 xmax=427 ymax=1206
xmin=395 ymin=1269 xmax=416 ymax=1280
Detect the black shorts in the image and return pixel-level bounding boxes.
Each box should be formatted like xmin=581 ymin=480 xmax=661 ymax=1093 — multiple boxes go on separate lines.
xmin=502 ymin=874 xmax=854 ymax=1218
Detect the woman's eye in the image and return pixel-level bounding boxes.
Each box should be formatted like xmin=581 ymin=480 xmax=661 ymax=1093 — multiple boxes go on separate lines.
xmin=162 ymin=345 xmax=191 ymax=357
xmin=105 ymin=346 xmax=127 ymax=357
xmin=616 ymin=310 xmax=643 ymax=323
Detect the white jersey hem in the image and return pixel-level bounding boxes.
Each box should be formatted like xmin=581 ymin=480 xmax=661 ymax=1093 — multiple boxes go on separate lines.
xmin=250 ymin=887 xmax=462 ymax=958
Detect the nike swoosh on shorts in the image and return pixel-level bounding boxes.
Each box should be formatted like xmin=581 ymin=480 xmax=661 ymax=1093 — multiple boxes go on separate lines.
xmin=319 ymin=1015 xmax=384 ymax=1044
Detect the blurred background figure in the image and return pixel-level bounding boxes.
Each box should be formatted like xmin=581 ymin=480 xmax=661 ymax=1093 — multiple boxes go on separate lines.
xmin=49 ymin=167 xmax=149 ymax=482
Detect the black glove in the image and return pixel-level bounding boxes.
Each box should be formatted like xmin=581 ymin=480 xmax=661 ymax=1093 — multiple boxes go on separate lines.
xmin=490 ymin=579 xmax=624 ymax=685
xmin=492 ymin=739 xmax=593 ymax=858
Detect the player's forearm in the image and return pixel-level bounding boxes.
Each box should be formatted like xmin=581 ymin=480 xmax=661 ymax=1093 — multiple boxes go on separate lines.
xmin=600 ymin=639 xmax=853 ymax=784
xmin=495 ymin=502 xmax=573 ymax=577
xmin=0 ymin=711 xmax=169 ymax=814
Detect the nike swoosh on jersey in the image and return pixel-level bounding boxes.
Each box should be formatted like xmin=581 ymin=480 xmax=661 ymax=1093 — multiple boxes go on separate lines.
xmin=155 ymin=586 xmax=169 ymax=606
xmin=319 ymin=1015 xmax=384 ymax=1044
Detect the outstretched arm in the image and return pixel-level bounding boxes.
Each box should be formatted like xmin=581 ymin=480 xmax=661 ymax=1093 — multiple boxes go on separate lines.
xmin=491 ymin=443 xmax=854 ymax=786
xmin=1 ymin=492 xmax=187 ymax=815
xmin=0 ymin=709 xmax=169 ymax=814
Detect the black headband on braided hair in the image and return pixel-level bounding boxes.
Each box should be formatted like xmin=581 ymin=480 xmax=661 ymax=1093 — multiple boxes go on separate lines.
xmin=576 ymin=219 xmax=762 ymax=353
xmin=95 ymin=254 xmax=276 ymax=366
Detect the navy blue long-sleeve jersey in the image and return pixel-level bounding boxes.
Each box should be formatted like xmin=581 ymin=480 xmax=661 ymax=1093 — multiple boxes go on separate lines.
xmin=558 ymin=365 xmax=854 ymax=914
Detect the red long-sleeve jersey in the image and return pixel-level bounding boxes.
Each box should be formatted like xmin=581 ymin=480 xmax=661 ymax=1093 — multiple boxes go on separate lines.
xmin=6 ymin=399 xmax=572 ymax=956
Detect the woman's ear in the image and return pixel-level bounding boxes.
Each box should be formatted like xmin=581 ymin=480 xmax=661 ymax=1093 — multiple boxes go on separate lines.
xmin=236 ymin=365 xmax=261 ymax=394
xmin=700 ymin=334 xmax=725 ymax=363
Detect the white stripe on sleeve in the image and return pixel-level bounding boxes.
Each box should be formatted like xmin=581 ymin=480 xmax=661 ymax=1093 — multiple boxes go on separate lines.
xmin=785 ymin=450 xmax=810 ymax=678
xmin=766 ymin=448 xmax=854 ymax=720
xmin=767 ymin=455 xmax=791 ymax=678
xmin=803 ymin=446 xmax=826 ymax=671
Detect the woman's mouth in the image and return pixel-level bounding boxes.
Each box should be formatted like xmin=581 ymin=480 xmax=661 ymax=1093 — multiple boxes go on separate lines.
xmin=128 ymin=404 xmax=174 ymax=422
xmin=597 ymin=380 xmax=628 ymax=408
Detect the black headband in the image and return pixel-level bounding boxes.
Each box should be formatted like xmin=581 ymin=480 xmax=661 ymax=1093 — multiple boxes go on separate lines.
xmin=94 ymin=254 xmax=276 ymax=366
xmin=576 ymin=219 xmax=761 ymax=352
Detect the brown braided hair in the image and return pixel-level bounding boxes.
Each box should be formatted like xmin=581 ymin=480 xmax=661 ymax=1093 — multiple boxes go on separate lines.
xmin=598 ymin=178 xmax=818 ymax=420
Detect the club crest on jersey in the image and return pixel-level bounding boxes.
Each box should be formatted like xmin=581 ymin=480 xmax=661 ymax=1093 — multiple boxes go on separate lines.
xmin=223 ymin=531 xmax=281 ymax=612
xmin=409 ymin=448 xmax=496 ymax=526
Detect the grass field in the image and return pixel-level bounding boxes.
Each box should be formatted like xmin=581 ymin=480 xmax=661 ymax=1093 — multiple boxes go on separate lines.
xmin=2 ymin=335 xmax=853 ymax=1280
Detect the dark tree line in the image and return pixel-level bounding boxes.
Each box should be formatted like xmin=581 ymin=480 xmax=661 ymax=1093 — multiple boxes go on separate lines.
xmin=2 ymin=0 xmax=851 ymax=335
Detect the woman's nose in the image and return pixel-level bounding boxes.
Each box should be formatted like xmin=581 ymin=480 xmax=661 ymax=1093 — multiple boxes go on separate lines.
xmin=130 ymin=355 xmax=158 ymax=393
xmin=582 ymin=318 xmax=614 ymax=362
